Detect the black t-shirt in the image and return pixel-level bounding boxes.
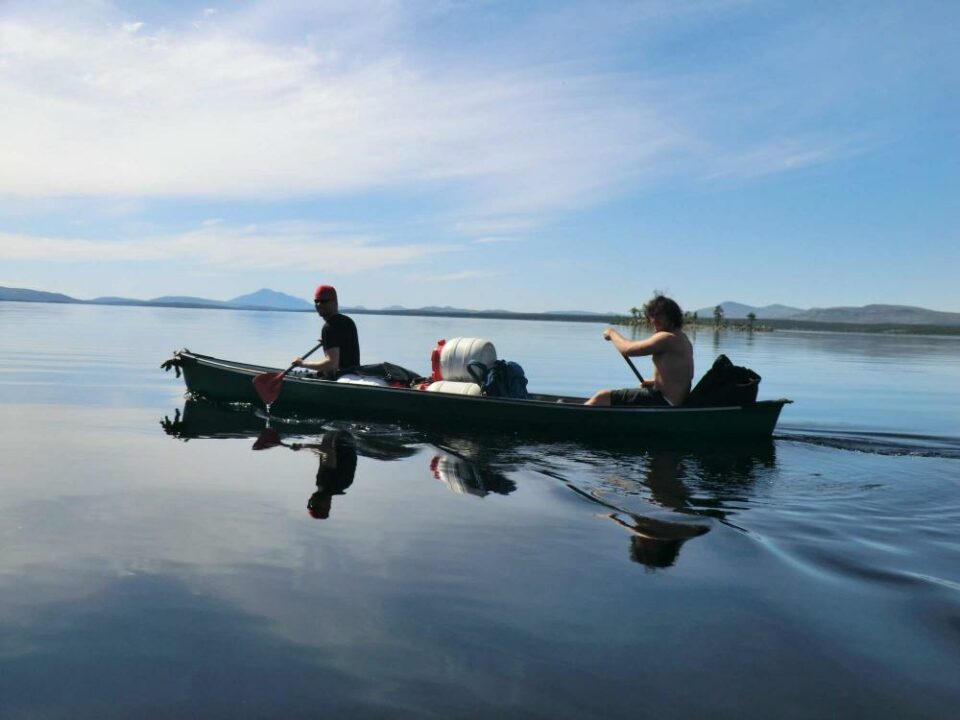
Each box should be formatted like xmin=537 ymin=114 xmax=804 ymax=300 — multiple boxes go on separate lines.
xmin=315 ymin=433 xmax=358 ymax=495
xmin=321 ymin=313 xmax=360 ymax=371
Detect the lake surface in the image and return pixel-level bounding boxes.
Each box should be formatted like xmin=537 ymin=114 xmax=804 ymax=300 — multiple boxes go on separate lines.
xmin=1 ymin=301 xmax=958 ymax=719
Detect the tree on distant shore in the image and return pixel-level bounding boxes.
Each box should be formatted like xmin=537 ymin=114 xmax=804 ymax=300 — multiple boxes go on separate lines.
xmin=713 ymin=305 xmax=724 ymax=329
xmin=747 ymin=312 xmax=756 ymax=331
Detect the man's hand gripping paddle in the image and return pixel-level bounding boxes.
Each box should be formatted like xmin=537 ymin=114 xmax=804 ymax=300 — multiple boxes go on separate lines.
xmin=252 ymin=340 xmax=323 ymax=406
xmin=604 ymin=330 xmax=645 ymax=385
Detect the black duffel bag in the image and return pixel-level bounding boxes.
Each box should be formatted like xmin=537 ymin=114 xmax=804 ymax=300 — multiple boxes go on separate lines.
xmin=338 ymin=362 xmax=427 ymax=386
xmin=685 ymin=354 xmax=760 ymax=407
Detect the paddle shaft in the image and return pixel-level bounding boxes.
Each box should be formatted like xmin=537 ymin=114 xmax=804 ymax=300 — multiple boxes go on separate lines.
xmin=607 ymin=330 xmax=644 ymax=385
xmin=622 ymin=353 xmax=645 ymax=385
xmin=252 ymin=340 xmax=325 ymax=406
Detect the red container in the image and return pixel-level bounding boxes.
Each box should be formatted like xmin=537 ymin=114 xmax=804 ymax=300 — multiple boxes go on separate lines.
xmin=431 ymin=339 xmax=446 ymax=381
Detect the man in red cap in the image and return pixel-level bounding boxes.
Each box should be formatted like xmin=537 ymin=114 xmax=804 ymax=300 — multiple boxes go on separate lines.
xmin=291 ymin=285 xmax=360 ymax=378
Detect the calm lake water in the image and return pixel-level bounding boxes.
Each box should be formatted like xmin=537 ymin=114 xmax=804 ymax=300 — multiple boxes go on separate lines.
xmin=1 ymin=301 xmax=958 ymax=719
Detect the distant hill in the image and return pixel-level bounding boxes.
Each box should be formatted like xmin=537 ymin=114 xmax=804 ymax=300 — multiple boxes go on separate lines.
xmin=379 ymin=305 xmax=608 ymax=316
xmin=94 ymin=289 xmax=310 ymax=311
xmin=346 ymin=306 xmax=620 ymax=323
xmin=695 ymin=301 xmax=805 ymax=319
xmin=791 ymin=304 xmax=960 ymax=326
xmin=2 ymin=286 xmax=309 ymax=311
xmin=91 ymin=296 xmax=153 ymax=306
xmin=694 ymin=301 xmax=960 ymax=326
xmin=414 ymin=305 xmax=469 ymax=313
xmin=545 ymin=310 xmax=610 ymax=316
xmin=149 ymin=295 xmax=230 ymax=307
xmin=228 ymin=288 xmax=311 ymax=310
xmin=0 ymin=286 xmax=76 ymax=303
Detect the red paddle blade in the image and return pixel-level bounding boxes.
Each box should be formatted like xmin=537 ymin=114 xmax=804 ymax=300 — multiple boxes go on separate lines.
xmin=252 ymin=427 xmax=283 ymax=451
xmin=252 ymin=371 xmax=284 ymax=405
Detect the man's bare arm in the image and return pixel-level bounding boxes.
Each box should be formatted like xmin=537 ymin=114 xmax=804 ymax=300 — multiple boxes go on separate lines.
xmin=603 ymin=328 xmax=671 ymax=357
xmin=293 ymin=346 xmax=341 ymax=374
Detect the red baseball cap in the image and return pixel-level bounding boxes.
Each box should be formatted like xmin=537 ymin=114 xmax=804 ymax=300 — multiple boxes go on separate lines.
xmin=314 ymin=285 xmax=337 ymax=302
xmin=307 ymin=493 xmax=332 ymax=519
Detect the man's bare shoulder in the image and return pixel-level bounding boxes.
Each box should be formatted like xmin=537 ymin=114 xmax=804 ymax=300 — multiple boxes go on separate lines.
xmin=654 ymin=330 xmax=692 ymax=353
xmin=651 ymin=329 xmax=683 ymax=343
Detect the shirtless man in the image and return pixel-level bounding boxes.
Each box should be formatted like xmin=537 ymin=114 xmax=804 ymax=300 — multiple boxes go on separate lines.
xmin=585 ymin=295 xmax=694 ymax=407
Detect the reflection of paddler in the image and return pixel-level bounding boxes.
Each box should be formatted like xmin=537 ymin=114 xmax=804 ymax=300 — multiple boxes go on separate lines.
xmin=606 ymin=512 xmax=708 ymax=569
xmin=593 ymin=449 xmax=709 ymax=569
xmin=643 ymin=450 xmax=691 ymax=510
xmin=291 ymin=431 xmax=358 ymax=519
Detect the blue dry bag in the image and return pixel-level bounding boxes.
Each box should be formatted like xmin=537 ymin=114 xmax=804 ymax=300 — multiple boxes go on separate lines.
xmin=467 ymin=360 xmax=529 ymax=399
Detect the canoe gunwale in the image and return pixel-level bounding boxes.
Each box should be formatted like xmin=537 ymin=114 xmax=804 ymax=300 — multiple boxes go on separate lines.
xmin=177 ymin=349 xmax=790 ymax=413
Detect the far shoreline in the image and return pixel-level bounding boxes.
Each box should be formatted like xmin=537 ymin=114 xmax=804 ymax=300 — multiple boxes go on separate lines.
xmin=3 ymin=297 xmax=960 ymax=337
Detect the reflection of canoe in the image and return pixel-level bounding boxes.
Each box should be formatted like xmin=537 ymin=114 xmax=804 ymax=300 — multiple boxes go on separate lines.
xmin=165 ymin=350 xmax=791 ymax=440
xmin=161 ymin=399 xmax=420 ymax=461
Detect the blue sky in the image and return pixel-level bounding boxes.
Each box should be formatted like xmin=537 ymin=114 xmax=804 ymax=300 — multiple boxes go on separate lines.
xmin=1 ymin=0 xmax=957 ymax=312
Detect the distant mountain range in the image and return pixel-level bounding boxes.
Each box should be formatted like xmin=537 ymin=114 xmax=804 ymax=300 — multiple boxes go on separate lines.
xmin=694 ymin=302 xmax=806 ymax=319
xmin=2 ymin=286 xmax=959 ymax=327
xmin=0 ymin=287 xmax=76 ymax=304
xmin=696 ymin=301 xmax=960 ymax=326
xmin=0 ymin=287 xmax=314 ymax=311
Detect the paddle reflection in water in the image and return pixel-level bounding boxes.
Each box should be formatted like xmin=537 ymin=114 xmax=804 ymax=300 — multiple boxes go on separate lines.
xmin=160 ymin=398 xmax=776 ymax=569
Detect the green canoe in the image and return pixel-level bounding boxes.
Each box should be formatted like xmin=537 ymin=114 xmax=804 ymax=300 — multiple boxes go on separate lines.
xmin=163 ymin=349 xmax=791 ymax=440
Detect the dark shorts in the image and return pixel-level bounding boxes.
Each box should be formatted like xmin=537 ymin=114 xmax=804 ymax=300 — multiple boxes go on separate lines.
xmin=609 ymin=386 xmax=671 ymax=407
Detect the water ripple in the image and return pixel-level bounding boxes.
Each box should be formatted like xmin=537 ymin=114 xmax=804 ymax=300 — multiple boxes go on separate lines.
xmin=777 ymin=425 xmax=960 ymax=458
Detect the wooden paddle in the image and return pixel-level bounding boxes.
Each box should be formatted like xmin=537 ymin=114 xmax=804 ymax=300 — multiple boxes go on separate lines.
xmin=252 ymin=427 xmax=321 ymax=453
xmin=622 ymin=353 xmax=645 ymax=385
xmin=605 ymin=330 xmax=645 ymax=384
xmin=252 ymin=340 xmax=323 ymax=406
xmin=252 ymin=426 xmax=285 ymax=450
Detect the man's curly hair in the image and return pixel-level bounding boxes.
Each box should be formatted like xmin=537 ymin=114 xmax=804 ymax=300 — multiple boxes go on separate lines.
xmin=643 ymin=295 xmax=684 ymax=330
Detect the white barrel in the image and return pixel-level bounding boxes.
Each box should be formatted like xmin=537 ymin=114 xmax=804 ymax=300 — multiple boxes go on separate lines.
xmin=430 ymin=455 xmax=487 ymax=497
xmin=438 ymin=337 xmax=497 ymax=382
xmin=426 ymin=380 xmax=482 ymax=396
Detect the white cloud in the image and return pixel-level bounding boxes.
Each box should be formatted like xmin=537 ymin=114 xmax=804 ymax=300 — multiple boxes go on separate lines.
xmin=702 ymin=137 xmax=863 ymax=181
xmin=0 ymin=223 xmax=462 ymax=272
xmin=408 ymin=269 xmax=503 ymax=282
xmin=0 ymin=0 xmax=889 ymax=232
xmin=0 ymin=2 xmax=683 ymax=217
xmin=439 ymin=215 xmax=530 ymax=256
xmin=471 ymin=236 xmax=522 ymax=245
